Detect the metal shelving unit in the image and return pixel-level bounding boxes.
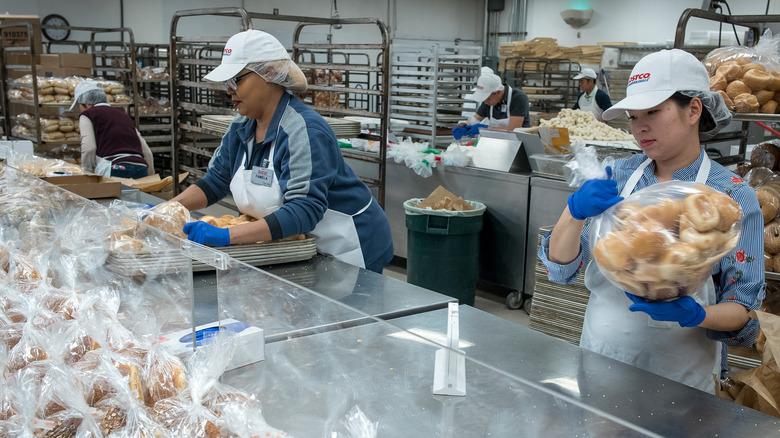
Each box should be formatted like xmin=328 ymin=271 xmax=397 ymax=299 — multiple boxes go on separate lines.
xmin=502 ymin=57 xmax=581 ymax=125
xmin=169 ymin=7 xmax=390 ymax=207
xmin=134 ymin=43 xmax=173 ymax=176
xmin=389 ymin=44 xmax=481 ymax=148
xmin=0 ymin=22 xmax=138 ymax=162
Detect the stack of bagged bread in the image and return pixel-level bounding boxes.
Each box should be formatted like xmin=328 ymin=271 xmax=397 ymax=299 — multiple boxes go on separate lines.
xmin=704 ymin=47 xmax=780 ymax=114
xmin=592 ymin=181 xmax=742 ymax=301
xmin=14 ymin=113 xmax=80 ymax=143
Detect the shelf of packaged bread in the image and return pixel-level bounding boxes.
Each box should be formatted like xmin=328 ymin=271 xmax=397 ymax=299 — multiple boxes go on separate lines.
xmin=8 ymin=98 xmax=130 ymax=109
xmin=13 ymin=134 xmax=81 ymax=146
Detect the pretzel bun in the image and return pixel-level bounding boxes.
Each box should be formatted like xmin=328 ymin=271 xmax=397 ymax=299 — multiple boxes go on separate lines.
xmin=757 ymin=189 xmax=780 ymax=224
xmin=726 ymin=81 xmax=752 ymax=100
xmin=733 ymin=93 xmax=760 ymax=113
xmin=716 ymin=64 xmax=743 ymax=82
xmin=709 ymin=74 xmax=728 ymax=92
xmin=743 ymin=69 xmax=772 ymax=91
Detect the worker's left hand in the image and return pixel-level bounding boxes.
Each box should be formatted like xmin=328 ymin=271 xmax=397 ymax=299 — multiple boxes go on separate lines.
xmin=183 ymin=221 xmax=231 ymax=247
xmin=465 ymin=124 xmax=488 ymax=136
xmin=625 ymin=292 xmax=706 ymax=328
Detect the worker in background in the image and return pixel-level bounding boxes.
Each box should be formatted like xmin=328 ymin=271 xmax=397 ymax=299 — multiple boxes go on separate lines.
xmin=73 ymin=81 xmax=154 ymax=178
xmin=572 ymin=67 xmax=612 ymax=122
xmin=539 ymin=49 xmax=763 ymax=393
xmin=452 ymin=66 xmax=530 ymax=139
xmin=172 ymin=30 xmax=393 ymax=273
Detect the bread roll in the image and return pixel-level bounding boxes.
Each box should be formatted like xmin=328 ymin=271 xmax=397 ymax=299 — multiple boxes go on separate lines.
xmin=709 ymin=74 xmax=727 ymax=92
xmin=756 ymin=89 xmax=775 ymax=105
xmin=750 ymin=143 xmax=780 ymax=169
xmin=683 ymin=193 xmax=720 ymax=232
xmin=658 ymin=242 xmax=701 ymax=281
xmin=766 ymin=219 xmax=780 ymax=254
xmin=757 ymin=189 xmax=780 ymax=225
xmin=716 ymin=90 xmax=735 ymax=111
xmin=726 ymin=81 xmax=752 ymax=100
xmin=741 ymin=62 xmax=767 ymax=77
xmin=762 ymin=100 xmax=779 ymax=114
xmin=743 ymin=69 xmax=772 ymax=91
xmin=198 ymin=215 xmax=219 ymax=226
xmin=716 ymin=64 xmax=742 ymax=82
xmin=733 ymin=93 xmax=760 ymax=113
xmin=709 ymin=192 xmax=741 ymax=232
xmin=593 ymin=232 xmax=634 ymax=271
xmin=769 ymin=71 xmax=780 ymax=91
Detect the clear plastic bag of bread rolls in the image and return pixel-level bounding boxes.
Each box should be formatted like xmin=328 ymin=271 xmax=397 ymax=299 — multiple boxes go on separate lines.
xmin=141 ymin=201 xmax=191 ymax=240
xmin=589 ymin=181 xmax=743 ymax=301
xmin=34 ymin=364 xmax=103 ymax=437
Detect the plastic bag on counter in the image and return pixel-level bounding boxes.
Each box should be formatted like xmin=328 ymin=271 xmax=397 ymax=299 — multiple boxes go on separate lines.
xmin=141 ymin=201 xmax=191 ymax=239
xmin=326 ymin=405 xmax=378 ymax=438
xmin=563 ymin=142 xmax=615 ymax=188
xmin=387 ymin=139 xmax=439 ymax=178
xmin=589 ymin=181 xmax=743 ymax=301
xmin=440 ymin=143 xmax=473 ymax=167
xmin=33 ymin=364 xmax=102 ymax=437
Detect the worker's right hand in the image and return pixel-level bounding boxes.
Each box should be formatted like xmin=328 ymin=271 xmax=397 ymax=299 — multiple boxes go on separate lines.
xmin=567 ymin=166 xmax=623 ymax=220
xmin=183 ymin=221 xmax=231 ymax=247
xmin=452 ymin=126 xmax=468 ymax=140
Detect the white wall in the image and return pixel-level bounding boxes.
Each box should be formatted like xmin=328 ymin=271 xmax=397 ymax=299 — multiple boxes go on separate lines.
xmin=0 ymin=0 xmax=484 ymax=48
xmin=526 ymin=0 xmax=780 ymax=47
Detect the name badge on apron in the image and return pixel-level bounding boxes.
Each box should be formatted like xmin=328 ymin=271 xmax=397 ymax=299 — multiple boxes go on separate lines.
xmin=250 ymin=166 xmax=273 ymax=187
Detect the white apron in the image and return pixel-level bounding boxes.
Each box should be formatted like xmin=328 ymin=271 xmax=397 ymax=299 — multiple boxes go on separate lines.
xmin=95 ymin=153 xmax=144 ymax=177
xmin=577 ymin=86 xmax=604 ymax=120
xmin=580 ymin=155 xmax=721 ymax=393
xmin=487 ymin=85 xmax=513 ymax=128
xmin=229 ymin=127 xmax=368 ymax=269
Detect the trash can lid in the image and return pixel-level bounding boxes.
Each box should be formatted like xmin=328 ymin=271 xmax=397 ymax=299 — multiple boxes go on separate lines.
xmin=403 ymin=198 xmax=486 ymax=217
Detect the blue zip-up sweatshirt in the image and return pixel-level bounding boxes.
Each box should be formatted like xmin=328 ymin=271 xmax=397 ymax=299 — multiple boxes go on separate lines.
xmin=195 ymin=92 xmax=393 ymax=270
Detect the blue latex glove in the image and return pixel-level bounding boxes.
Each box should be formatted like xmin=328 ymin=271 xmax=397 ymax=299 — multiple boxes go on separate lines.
xmin=567 ymin=166 xmax=623 ymax=220
xmin=465 ymin=123 xmax=488 ymax=136
xmin=625 ymin=292 xmax=706 ymax=328
xmin=452 ymin=126 xmax=468 ymax=140
xmin=183 ymin=221 xmax=231 ymax=247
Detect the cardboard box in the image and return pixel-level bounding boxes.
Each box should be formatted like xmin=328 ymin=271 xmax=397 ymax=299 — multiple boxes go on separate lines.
xmin=0 ymin=15 xmax=42 ymax=53
xmin=158 ymin=318 xmax=265 ymax=371
xmin=4 ymin=51 xmax=36 ymax=66
xmin=35 ymin=65 xmax=91 ymax=78
xmin=38 ymin=53 xmax=58 ymax=66
xmin=58 ymin=52 xmax=92 ymax=68
xmin=40 ymin=174 xmax=121 ymax=199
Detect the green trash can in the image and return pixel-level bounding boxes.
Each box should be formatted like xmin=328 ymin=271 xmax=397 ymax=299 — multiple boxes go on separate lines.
xmin=404 ymin=198 xmax=486 ymax=306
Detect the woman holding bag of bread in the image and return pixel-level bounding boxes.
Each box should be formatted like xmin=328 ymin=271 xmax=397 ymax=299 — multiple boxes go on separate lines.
xmin=171 ymin=30 xmax=393 ymax=273
xmin=538 ymin=49 xmax=765 ymax=393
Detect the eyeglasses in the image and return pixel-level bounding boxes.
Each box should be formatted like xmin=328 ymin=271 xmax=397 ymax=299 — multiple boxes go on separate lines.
xmin=226 ymin=71 xmax=253 ymax=91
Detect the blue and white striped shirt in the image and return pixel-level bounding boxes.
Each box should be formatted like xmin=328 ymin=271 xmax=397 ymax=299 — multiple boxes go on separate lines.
xmin=538 ymin=150 xmax=765 ymax=346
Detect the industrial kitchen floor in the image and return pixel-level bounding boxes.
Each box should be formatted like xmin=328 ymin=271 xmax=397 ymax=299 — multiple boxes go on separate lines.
xmin=382 ymin=262 xmax=531 ymax=327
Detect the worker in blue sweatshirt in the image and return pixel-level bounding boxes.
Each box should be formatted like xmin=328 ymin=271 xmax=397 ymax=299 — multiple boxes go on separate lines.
xmin=172 ymin=30 xmax=393 ymax=273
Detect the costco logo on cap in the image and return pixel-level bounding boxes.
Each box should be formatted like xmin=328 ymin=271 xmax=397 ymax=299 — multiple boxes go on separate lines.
xmin=628 ymin=72 xmax=651 ymax=87
xmin=223 ymin=48 xmax=232 ymax=57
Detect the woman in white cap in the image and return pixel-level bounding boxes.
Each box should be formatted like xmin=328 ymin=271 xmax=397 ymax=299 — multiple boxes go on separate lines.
xmin=173 ymin=30 xmax=393 ymax=273
xmin=453 ymin=66 xmax=530 ymax=139
xmin=572 ymin=67 xmax=612 ymax=121
xmin=73 ymin=80 xmax=154 ymax=178
xmin=538 ymin=49 xmax=764 ymax=392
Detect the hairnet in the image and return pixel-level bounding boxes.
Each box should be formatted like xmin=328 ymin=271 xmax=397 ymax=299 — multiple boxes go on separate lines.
xmin=678 ymin=90 xmax=732 ymax=141
xmin=246 ymin=59 xmax=308 ymax=93
xmin=78 ymin=88 xmax=109 ymax=106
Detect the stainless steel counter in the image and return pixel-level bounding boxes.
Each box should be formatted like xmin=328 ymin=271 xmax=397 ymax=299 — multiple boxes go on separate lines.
xmin=222 ymin=305 xmax=780 ymax=437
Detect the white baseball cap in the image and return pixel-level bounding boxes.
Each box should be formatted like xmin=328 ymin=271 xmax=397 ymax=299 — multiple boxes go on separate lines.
xmin=602 ymin=49 xmax=710 ymax=120
xmin=204 ymin=29 xmax=291 ymax=82
xmin=466 ymin=67 xmax=504 ymax=103
xmin=69 ymin=80 xmax=103 ymax=111
xmin=573 ymin=67 xmax=597 ymax=80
